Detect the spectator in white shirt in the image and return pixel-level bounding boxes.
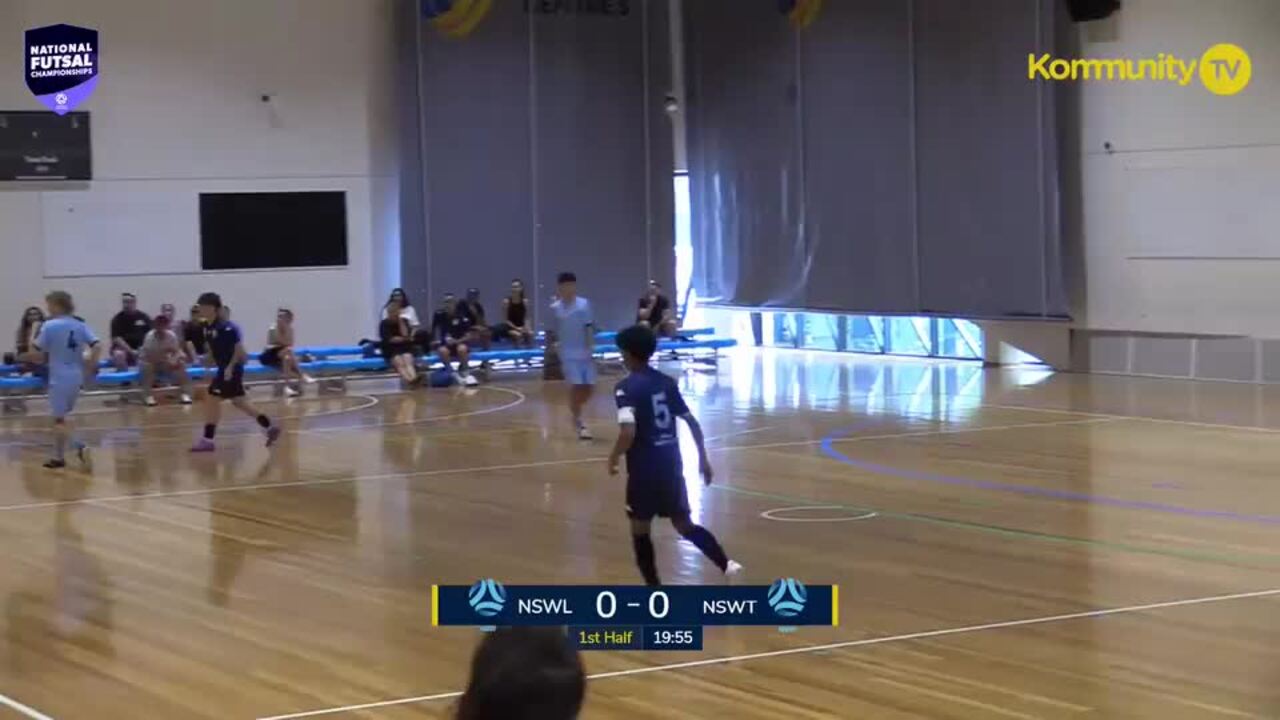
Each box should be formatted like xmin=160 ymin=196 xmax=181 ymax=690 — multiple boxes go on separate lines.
xmin=140 ymin=314 xmax=192 ymax=406
xmin=382 ymin=288 xmax=421 ymax=330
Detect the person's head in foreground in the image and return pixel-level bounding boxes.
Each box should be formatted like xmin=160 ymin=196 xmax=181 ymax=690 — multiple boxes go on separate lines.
xmin=455 ymin=627 xmax=585 ymax=720
xmin=616 ymin=324 xmax=658 ymax=372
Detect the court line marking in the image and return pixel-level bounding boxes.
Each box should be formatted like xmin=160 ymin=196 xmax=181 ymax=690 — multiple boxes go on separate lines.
xmin=818 ymin=420 xmax=1280 ymax=526
xmin=0 ymin=416 xmax=1105 ymax=513
xmin=254 ymin=586 xmax=1280 ymax=720
xmin=3 ymin=387 xmax=527 ymax=452
xmin=0 ymin=692 xmax=55 ymax=720
xmin=760 ymin=505 xmax=878 ymax=522
xmin=2 ymin=395 xmax=380 ymax=436
xmin=982 ymin=402 xmax=1280 ymax=434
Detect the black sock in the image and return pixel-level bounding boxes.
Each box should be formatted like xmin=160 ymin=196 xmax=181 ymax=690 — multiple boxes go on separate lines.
xmin=203 ymin=424 xmax=217 ymax=440
xmin=256 ymin=415 xmax=271 ymax=429
xmin=681 ymin=525 xmax=730 ymax=572
xmin=631 ymin=534 xmax=660 ymax=586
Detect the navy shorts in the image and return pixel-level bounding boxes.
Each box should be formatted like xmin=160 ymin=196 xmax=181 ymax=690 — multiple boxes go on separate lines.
xmin=209 ymin=367 xmax=246 ymax=399
xmin=626 ymin=472 xmax=690 ymax=521
xmin=259 ymin=347 xmax=283 ymax=368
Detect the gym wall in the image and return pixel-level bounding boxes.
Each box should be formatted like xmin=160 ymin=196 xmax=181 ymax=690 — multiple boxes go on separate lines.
xmin=0 ymin=0 xmax=399 ymax=345
xmin=404 ymin=0 xmax=676 ymax=331
xmin=683 ymin=0 xmax=1068 ymax=321
xmin=1066 ymin=0 xmax=1280 ymax=382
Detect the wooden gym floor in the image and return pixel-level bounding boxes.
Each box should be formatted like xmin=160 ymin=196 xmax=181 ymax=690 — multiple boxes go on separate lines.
xmin=0 ymin=348 xmax=1277 ymax=719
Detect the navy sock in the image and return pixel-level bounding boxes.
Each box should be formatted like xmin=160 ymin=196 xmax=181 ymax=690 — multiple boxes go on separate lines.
xmin=680 ymin=525 xmax=729 ymax=572
xmin=631 ymin=534 xmax=660 ymax=586
xmin=256 ymin=415 xmax=271 ymax=429
xmin=203 ymin=424 xmax=217 ymax=440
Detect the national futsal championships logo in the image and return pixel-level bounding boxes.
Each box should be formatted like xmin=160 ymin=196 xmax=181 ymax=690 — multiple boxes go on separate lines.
xmin=25 ymin=24 xmax=100 ymax=115
xmin=767 ymin=578 xmax=808 ymax=618
xmin=422 ymin=0 xmax=494 ymax=39
xmin=468 ymin=578 xmax=506 ymax=617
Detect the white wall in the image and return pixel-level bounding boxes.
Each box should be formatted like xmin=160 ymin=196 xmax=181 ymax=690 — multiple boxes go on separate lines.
xmin=1077 ymin=0 xmax=1280 ymax=337
xmin=0 ymin=0 xmax=399 ymax=346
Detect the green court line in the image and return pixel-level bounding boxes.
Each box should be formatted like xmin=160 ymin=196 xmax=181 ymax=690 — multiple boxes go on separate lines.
xmin=711 ymin=484 xmax=1280 ymax=569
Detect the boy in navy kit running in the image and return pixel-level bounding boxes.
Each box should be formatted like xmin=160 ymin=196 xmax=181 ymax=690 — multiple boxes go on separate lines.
xmin=190 ymin=293 xmax=280 ymax=452
xmin=22 ymin=291 xmax=101 ymax=469
xmin=607 ymin=325 xmax=741 ymax=586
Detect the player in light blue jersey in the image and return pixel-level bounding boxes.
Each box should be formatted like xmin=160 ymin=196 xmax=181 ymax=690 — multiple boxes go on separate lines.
xmin=21 ymin=291 xmax=101 ymax=470
xmin=549 ymin=272 xmax=597 ymax=440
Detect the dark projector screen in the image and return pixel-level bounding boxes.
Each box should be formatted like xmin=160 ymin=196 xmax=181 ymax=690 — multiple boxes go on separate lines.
xmin=199 ymin=191 xmax=348 ymax=270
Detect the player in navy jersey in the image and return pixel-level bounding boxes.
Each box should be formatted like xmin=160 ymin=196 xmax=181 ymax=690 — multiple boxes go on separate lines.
xmin=21 ymin=291 xmax=101 ymax=470
xmin=190 ymin=293 xmax=280 ymax=452
xmin=607 ymin=325 xmax=742 ymax=586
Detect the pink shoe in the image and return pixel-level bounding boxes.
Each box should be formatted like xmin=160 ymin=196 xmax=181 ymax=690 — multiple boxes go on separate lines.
xmin=190 ymin=438 xmax=215 ymax=453
xmin=265 ymin=426 xmax=282 ymax=447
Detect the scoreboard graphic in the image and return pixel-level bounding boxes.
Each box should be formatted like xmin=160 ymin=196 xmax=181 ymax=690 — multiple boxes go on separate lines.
xmin=433 ymin=578 xmax=838 ymax=652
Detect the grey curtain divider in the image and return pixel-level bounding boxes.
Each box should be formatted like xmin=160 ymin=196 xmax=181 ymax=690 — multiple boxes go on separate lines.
xmin=684 ymin=0 xmax=1069 ymax=320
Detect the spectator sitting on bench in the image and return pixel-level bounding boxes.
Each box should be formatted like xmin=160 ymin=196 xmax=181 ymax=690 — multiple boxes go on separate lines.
xmin=110 ymin=292 xmax=152 ymax=370
xmin=636 ymin=280 xmax=678 ymax=338
xmin=431 ymin=293 xmax=478 ymax=386
xmin=382 ymin=288 xmax=421 ymax=332
xmin=494 ymin=278 xmax=535 ymax=349
xmin=458 ymin=288 xmax=493 ymax=352
xmin=140 ymin=314 xmax=193 ymax=406
xmin=183 ymin=304 xmax=207 ymax=365
xmin=380 ymin=300 xmax=420 ymax=387
xmin=9 ymin=306 xmax=46 ymax=374
xmin=260 ymin=308 xmax=314 ymax=397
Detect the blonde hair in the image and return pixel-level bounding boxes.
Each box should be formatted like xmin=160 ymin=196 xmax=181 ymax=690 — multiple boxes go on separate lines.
xmin=45 ymin=290 xmax=74 ymax=314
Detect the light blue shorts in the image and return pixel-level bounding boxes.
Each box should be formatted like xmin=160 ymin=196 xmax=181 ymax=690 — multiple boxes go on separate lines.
xmin=48 ymin=381 xmax=82 ymax=419
xmin=561 ymin=358 xmax=597 ymax=386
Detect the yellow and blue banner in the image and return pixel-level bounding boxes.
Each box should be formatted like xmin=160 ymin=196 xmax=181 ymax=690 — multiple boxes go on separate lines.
xmin=422 ymin=0 xmax=494 ymax=39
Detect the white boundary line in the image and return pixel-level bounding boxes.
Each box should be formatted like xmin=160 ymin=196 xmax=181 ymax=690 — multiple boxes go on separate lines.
xmin=0 ymin=416 xmax=1098 ymax=513
xmin=0 ymin=692 xmax=56 ymax=720
xmin=760 ymin=506 xmax=879 ymax=523
xmin=255 ymin=587 xmax=1280 ymax=720
xmin=1 ymin=394 xmax=380 ymax=435
xmin=982 ymin=402 xmax=1280 ymax=434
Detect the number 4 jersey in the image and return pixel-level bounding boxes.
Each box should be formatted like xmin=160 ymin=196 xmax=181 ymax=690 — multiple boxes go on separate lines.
xmin=34 ymin=315 xmax=99 ymax=385
xmin=614 ymin=366 xmax=690 ymax=480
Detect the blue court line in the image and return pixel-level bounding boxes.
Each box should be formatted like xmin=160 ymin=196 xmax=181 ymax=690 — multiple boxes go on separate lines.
xmin=818 ymin=424 xmax=1280 ymax=526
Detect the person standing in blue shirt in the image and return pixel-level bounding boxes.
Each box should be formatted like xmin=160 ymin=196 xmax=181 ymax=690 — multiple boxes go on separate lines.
xmin=607 ymin=324 xmax=742 ymax=586
xmin=190 ymin=292 xmax=280 ymax=452
xmin=22 ymin=291 xmax=101 ymax=470
xmin=550 ymin=272 xmax=597 ymax=440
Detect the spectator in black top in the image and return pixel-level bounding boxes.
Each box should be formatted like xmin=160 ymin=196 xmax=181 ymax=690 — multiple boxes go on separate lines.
xmin=455 ymin=627 xmax=585 ymax=720
xmin=110 ymin=292 xmax=152 ymax=370
xmin=431 ymin=293 xmax=476 ymax=385
xmin=458 ymin=288 xmax=493 ymax=351
xmin=183 ymin=304 xmax=207 ymax=364
xmin=493 ymin=279 xmax=534 ymax=348
xmin=636 ymin=280 xmax=677 ymax=338
xmin=380 ymin=300 xmax=420 ymax=386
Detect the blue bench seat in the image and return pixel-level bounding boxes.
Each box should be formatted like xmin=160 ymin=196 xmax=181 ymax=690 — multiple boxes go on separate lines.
xmin=0 ymin=337 xmax=736 ymax=391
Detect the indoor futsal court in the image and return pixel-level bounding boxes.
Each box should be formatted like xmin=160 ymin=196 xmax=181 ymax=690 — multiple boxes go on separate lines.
xmin=2 ymin=0 xmax=1280 ymax=718
xmin=0 ymin=356 xmax=1278 ymax=719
